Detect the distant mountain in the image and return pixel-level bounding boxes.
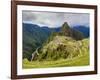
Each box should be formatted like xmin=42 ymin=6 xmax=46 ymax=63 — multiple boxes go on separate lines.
xmin=51 ymin=24 xmax=90 ymax=38
xmin=73 ymin=25 xmax=89 ymax=38
xmin=51 ymin=27 xmax=61 ymax=32
xmin=23 ymin=23 xmax=51 ymax=60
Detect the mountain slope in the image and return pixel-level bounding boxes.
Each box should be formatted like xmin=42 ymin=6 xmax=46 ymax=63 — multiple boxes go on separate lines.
xmin=36 ymin=35 xmax=89 ymax=61
xmin=23 ymin=23 xmax=51 ymax=60
xmin=60 ymin=22 xmax=85 ymax=40
xmin=73 ymin=25 xmax=89 ymax=38
xmin=34 ymin=22 xmax=89 ymax=61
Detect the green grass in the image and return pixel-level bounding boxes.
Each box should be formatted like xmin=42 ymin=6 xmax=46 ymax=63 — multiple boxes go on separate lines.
xmin=23 ymin=53 xmax=89 ymax=69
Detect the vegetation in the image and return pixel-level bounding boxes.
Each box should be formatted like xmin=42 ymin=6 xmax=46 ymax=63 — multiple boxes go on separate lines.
xmin=23 ymin=22 xmax=90 ymax=68
xmin=34 ymin=37 xmax=89 ymax=61
xmin=23 ymin=23 xmax=51 ymax=60
xmin=23 ymin=52 xmax=89 ymax=68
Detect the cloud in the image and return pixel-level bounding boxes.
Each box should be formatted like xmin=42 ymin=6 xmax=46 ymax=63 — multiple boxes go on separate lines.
xmin=22 ymin=11 xmax=89 ymax=28
xmin=22 ymin=11 xmax=37 ymax=21
xmin=64 ymin=13 xmax=90 ymax=27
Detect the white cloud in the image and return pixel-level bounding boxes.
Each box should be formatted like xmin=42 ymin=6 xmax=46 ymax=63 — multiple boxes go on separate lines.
xmin=22 ymin=11 xmax=89 ymax=28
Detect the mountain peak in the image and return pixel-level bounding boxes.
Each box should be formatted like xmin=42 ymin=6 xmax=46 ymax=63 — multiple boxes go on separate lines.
xmin=62 ymin=22 xmax=70 ymax=28
xmin=60 ymin=22 xmax=72 ymax=36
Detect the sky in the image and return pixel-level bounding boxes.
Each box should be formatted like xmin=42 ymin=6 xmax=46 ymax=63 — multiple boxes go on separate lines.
xmin=22 ymin=11 xmax=90 ymax=28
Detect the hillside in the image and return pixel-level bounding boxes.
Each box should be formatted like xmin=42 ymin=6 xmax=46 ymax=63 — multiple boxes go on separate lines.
xmin=73 ymin=25 xmax=89 ymax=38
xmin=36 ymin=36 xmax=89 ymax=61
xmin=23 ymin=23 xmax=51 ymax=60
xmin=33 ymin=22 xmax=89 ymax=61
xmin=23 ymin=36 xmax=89 ymax=68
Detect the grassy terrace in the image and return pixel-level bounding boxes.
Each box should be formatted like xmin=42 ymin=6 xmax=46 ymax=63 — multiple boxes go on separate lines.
xmin=23 ymin=53 xmax=89 ymax=69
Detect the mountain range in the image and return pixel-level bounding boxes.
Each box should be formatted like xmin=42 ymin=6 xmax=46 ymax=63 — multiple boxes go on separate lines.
xmin=23 ymin=22 xmax=89 ymax=60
